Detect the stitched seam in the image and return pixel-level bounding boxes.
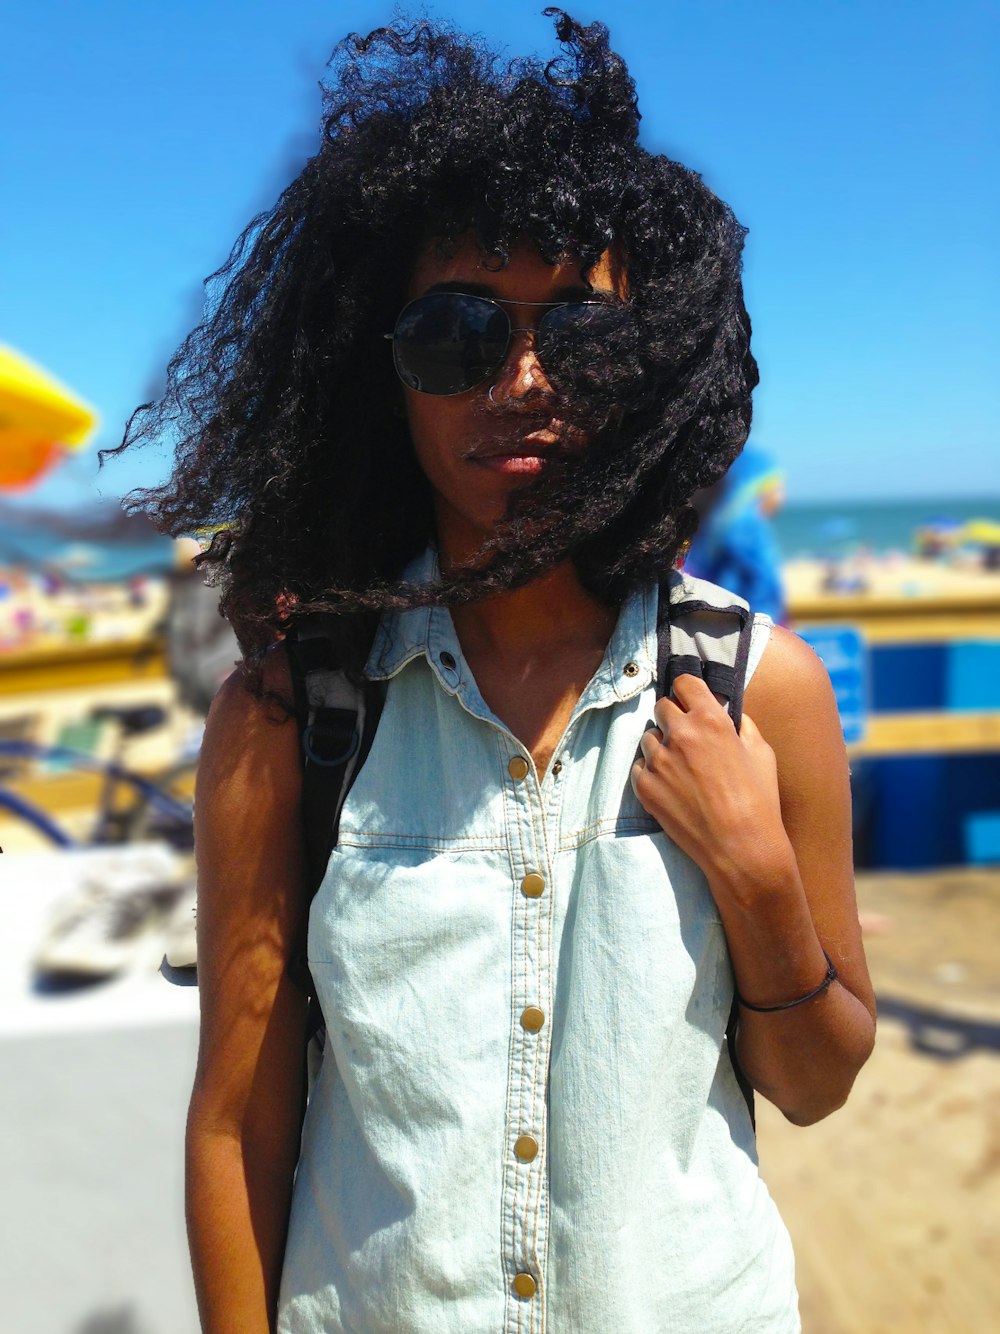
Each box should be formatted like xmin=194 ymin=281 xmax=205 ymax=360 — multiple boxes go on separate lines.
xmin=541 ymin=805 xmax=554 ymax=1333
xmin=337 ymin=832 xmax=507 ymax=849
xmin=525 ymin=800 xmax=541 ymax=1334
xmin=499 ymin=732 xmax=518 ymax=1332
xmin=533 ymin=880 xmax=557 ymax=1328
xmin=558 ymin=816 xmax=660 ymax=849
xmin=531 ymin=766 xmax=557 ymax=1324
xmin=514 ymin=766 xmax=544 ymax=1330
xmin=365 ymin=640 xmax=426 ymax=681
xmin=513 ymin=784 xmax=531 ymax=1294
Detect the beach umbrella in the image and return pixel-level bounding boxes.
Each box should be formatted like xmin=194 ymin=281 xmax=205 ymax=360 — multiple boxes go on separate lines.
xmin=917 ymin=515 xmax=961 ymax=536
xmin=0 ymin=344 xmax=98 ymax=490
xmin=913 ymin=515 xmax=961 ymax=556
xmin=958 ymin=518 xmax=1000 ymax=546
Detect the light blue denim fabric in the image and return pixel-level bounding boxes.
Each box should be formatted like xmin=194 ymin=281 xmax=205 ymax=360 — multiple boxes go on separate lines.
xmin=278 ymin=550 xmax=798 ymax=1333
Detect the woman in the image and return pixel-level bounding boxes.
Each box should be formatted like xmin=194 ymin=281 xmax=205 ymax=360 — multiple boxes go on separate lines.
xmin=112 ymin=14 xmax=875 ymax=1332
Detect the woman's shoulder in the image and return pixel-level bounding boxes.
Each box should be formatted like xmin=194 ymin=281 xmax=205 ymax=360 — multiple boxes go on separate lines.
xmin=200 ymin=644 xmax=302 ymax=806
xmin=748 ymin=623 xmax=832 ymax=693
xmin=742 ymin=624 xmax=842 ymax=757
xmin=208 ymin=642 xmax=295 ymax=719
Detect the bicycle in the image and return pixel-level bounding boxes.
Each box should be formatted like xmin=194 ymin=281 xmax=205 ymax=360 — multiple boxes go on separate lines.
xmin=0 ymin=705 xmax=195 ymax=853
xmin=1 ymin=706 xmax=199 ymax=979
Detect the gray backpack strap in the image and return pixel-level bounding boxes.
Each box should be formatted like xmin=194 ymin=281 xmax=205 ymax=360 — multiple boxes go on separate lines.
xmin=657 ymin=570 xmax=754 ymax=731
xmin=656 ymin=570 xmax=757 ymax=1127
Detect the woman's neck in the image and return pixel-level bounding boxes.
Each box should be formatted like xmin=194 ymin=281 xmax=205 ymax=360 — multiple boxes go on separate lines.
xmin=450 ymin=561 xmax=618 ymax=662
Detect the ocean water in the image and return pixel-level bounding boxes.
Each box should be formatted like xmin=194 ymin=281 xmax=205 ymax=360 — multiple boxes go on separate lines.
xmin=2 ymin=497 xmax=998 ymax=583
xmin=772 ymin=497 xmax=1000 ymax=560
xmin=0 ymin=534 xmax=175 ymax=583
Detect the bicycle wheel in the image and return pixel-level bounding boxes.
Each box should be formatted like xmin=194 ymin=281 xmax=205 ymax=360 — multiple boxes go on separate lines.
xmin=123 ymin=758 xmax=197 ymax=851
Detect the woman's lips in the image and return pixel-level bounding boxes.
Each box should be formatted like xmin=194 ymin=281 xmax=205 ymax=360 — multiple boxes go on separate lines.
xmin=468 ymin=424 xmax=564 ymax=473
xmin=474 ymin=452 xmax=551 ymax=474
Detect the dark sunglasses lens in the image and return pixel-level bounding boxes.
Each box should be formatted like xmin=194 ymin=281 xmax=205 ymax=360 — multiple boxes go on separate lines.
xmin=392 ymin=294 xmax=509 ymax=395
xmin=537 ymin=302 xmax=629 ymax=384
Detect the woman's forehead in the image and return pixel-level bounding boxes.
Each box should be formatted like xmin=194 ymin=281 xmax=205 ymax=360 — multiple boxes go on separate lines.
xmin=407 ymin=233 xmax=628 ymax=300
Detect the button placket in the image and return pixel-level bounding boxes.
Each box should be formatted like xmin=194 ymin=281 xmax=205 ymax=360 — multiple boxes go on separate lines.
xmin=501 ymin=745 xmax=551 ymax=1334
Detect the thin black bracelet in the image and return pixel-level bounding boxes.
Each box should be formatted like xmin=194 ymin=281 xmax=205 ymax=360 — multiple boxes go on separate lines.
xmin=736 ymin=950 xmax=839 ymax=1013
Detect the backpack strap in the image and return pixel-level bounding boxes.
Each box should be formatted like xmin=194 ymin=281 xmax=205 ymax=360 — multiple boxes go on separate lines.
xmin=285 ymin=615 xmax=386 ymax=1041
xmin=656 ymin=570 xmax=757 ymax=1127
xmin=657 ymin=568 xmax=754 ymax=730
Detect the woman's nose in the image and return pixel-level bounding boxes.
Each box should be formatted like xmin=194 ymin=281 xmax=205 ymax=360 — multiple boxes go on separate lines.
xmin=489 ymin=329 xmax=552 ymax=402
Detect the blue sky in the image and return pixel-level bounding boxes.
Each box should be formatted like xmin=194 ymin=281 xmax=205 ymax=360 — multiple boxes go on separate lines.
xmin=3 ymin=0 xmax=997 ymax=510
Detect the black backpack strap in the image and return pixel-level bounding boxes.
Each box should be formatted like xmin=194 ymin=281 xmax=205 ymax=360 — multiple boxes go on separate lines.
xmin=656 ymin=571 xmax=757 ymax=1127
xmin=285 ymin=616 xmax=387 ymax=1043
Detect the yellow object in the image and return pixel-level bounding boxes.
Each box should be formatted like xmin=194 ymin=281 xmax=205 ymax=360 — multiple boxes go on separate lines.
xmin=959 ymin=519 xmax=1000 ymax=546
xmin=0 ymin=344 xmax=98 ymax=489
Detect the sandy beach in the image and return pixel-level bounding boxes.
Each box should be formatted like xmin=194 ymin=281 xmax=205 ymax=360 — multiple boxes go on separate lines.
xmin=783 ymin=554 xmax=1000 ymax=608
xmin=759 ymin=869 xmax=1000 ymax=1333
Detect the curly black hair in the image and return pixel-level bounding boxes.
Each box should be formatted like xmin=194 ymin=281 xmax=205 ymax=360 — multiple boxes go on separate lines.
xmin=107 ymin=9 xmax=757 ymax=677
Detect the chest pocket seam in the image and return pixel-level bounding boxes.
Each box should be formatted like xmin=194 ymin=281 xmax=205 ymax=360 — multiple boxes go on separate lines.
xmin=559 ymin=815 xmax=662 ymax=850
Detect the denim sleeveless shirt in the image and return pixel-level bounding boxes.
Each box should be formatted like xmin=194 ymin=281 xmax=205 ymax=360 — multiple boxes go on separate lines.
xmin=277 ymin=551 xmax=799 ymax=1333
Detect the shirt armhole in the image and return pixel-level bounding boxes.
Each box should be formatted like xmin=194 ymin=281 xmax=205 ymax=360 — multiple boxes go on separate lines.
xmin=743 ymin=612 xmax=774 ymax=689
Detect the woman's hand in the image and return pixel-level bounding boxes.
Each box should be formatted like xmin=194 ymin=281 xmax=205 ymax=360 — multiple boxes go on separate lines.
xmin=631 ymin=673 xmax=794 ymax=895
xmin=631 ymin=627 xmax=876 ymax=1125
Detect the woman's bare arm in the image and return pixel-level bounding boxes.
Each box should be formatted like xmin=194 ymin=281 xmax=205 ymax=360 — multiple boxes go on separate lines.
xmin=186 ymin=649 xmax=309 ymax=1333
xmin=631 ymin=625 xmax=876 ymax=1125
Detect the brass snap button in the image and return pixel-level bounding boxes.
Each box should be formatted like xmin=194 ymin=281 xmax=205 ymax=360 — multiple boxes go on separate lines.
xmin=514 ymin=1134 xmax=539 ymax=1162
xmin=439 ymin=650 xmax=457 ymax=670
xmin=520 ymin=873 xmax=545 ymax=899
xmin=520 ymin=1006 xmax=545 ymax=1032
xmin=512 ymin=1272 xmax=537 ymax=1299
xmin=508 ymin=755 xmax=530 ymax=781
xmin=623 ymin=661 xmax=640 ymax=677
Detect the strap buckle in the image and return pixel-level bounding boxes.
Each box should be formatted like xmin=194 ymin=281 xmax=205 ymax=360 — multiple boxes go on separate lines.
xmin=302 ymin=709 xmax=360 ymax=768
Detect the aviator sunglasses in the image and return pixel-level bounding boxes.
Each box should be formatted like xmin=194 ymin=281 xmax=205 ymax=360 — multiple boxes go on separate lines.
xmin=384 ymin=291 xmax=628 ymax=396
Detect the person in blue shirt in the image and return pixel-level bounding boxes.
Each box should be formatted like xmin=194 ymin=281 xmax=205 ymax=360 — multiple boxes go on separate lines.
xmin=684 ymin=445 xmax=788 ymax=624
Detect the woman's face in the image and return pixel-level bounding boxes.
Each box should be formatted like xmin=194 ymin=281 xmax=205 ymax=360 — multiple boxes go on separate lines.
xmin=400 ymin=233 xmax=628 ymax=568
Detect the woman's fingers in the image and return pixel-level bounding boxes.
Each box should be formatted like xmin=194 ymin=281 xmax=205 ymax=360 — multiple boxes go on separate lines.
xmin=653 ymin=676 xmax=730 ymax=738
xmin=652 ymin=693 xmax=683 ymax=730
xmin=669 ymin=672 xmax=724 ymax=711
xmin=637 ymin=725 xmax=665 ymax=759
xmin=739 ymin=711 xmax=761 ymax=741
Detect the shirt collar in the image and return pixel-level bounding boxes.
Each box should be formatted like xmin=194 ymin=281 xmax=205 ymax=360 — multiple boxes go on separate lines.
xmin=366 ymin=547 xmax=455 ymax=688
xmin=366 ymin=548 xmax=658 ymax=705
xmin=576 ymin=578 xmax=656 ymax=707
